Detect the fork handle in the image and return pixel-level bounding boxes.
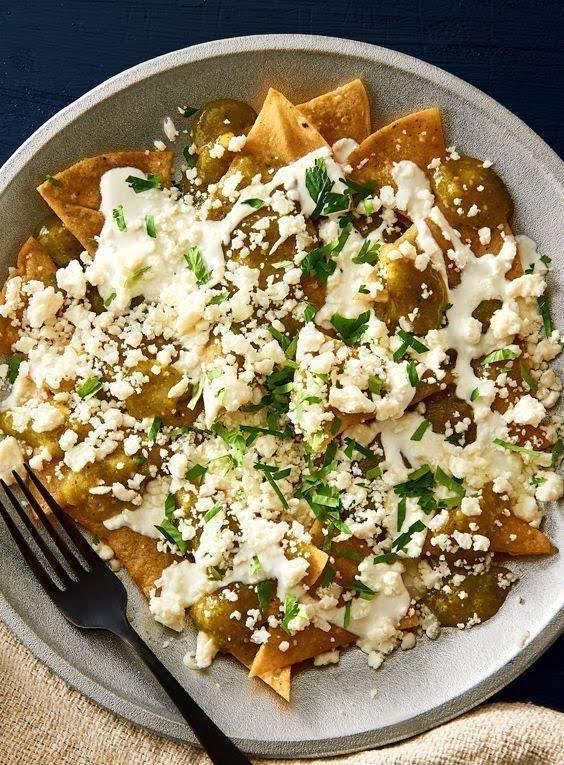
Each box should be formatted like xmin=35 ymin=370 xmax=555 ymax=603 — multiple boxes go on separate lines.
xmin=115 ymin=621 xmax=252 ymax=765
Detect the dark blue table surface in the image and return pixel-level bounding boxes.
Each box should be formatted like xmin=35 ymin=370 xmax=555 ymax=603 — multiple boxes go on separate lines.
xmin=0 ymin=0 xmax=562 ymax=712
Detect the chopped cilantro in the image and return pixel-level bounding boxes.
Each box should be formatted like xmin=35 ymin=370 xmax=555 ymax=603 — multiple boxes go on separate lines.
xmin=249 ymin=555 xmax=262 ymax=575
xmin=344 ymin=438 xmax=374 ymax=460
xmin=366 ymin=465 xmax=382 ymax=480
xmin=103 ymin=291 xmax=117 ymax=307
xmin=126 ymin=173 xmax=162 ymax=193
xmin=304 ymin=302 xmax=316 ymax=323
xmin=391 ymin=519 xmax=426 ymax=551
xmin=493 ymin=438 xmax=544 ymax=459
xmin=397 ymin=496 xmax=407 ymax=530
xmin=305 ymin=157 xmax=334 ymax=219
xmin=242 ymin=198 xmax=264 ymax=209
xmin=182 ymin=146 xmax=197 ymax=168
xmin=185 ymin=463 xmax=207 ymax=482
xmin=470 ymin=387 xmax=480 ymax=401
xmin=256 ymin=580 xmax=274 ymax=613
xmin=406 ymin=361 xmax=419 ymax=387
xmin=301 ymin=225 xmax=351 ymax=284
xmin=551 ymin=438 xmax=563 ymax=467
xmin=132 ymin=455 xmax=147 ymax=466
xmin=145 ymin=214 xmax=157 ymax=238
xmin=77 ymin=375 xmax=102 ymax=401
xmin=411 ymin=420 xmax=430 ymax=442
xmin=203 ymin=504 xmax=222 ymax=523
xmin=148 ymin=416 xmax=162 ymax=442
xmin=112 ymin=204 xmax=126 ymax=231
xmin=519 ymin=363 xmax=538 ymax=393
xmin=393 ymin=330 xmax=429 ymax=362
xmin=352 ymin=239 xmax=380 ymax=265
xmin=373 ymin=552 xmax=399 ymax=565
xmin=343 ymin=601 xmax=352 ymax=628
xmin=531 ymin=475 xmax=546 ymax=487
xmin=45 ymin=174 xmax=61 ymax=186
xmin=331 ymin=311 xmax=370 ymax=346
xmin=154 ymin=519 xmax=187 ymax=554
xmin=537 ymin=294 xmax=553 ymax=337
xmin=213 ymin=421 xmax=246 ymax=465
xmin=208 ymin=566 xmax=223 ymax=581
xmin=280 ymin=594 xmax=300 ymax=634
xmin=125 ymin=265 xmax=152 ymax=288
xmin=350 ymin=580 xmax=376 ymax=600
xmin=342 ymin=177 xmax=376 ymax=201
xmin=185 ymin=246 xmax=212 ymax=286
xmin=209 ymin=291 xmax=228 ymax=305
xmin=481 ymin=347 xmax=519 ymax=365
xmin=7 ymin=354 xmax=21 ymax=385
xmin=321 ymin=191 xmax=349 ymax=216
xmin=358 ymin=284 xmax=370 ymax=295
xmin=255 ymin=463 xmax=291 ymax=508
xmin=368 ymin=375 xmax=383 ymax=394
xmin=183 ymin=106 xmax=198 ymax=118
xmin=164 ymin=493 xmax=176 ymax=519
xmin=435 ymin=467 xmax=465 ymax=496
xmin=320 ymin=565 xmax=336 ymax=587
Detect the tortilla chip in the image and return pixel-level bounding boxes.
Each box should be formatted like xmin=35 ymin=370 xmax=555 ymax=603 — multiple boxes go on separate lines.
xmin=231 ymin=646 xmax=291 ymax=701
xmin=302 ymin=544 xmax=329 ymax=587
xmin=64 ymin=503 xmax=176 ymax=595
xmin=297 ymin=80 xmax=371 ymax=145
xmin=249 ymin=622 xmax=354 ymax=676
xmin=0 ymin=237 xmax=56 ymax=354
xmin=424 ymin=483 xmax=555 ymax=558
xmin=349 ymin=108 xmax=445 ymax=187
xmin=243 ymin=88 xmax=327 ymax=166
xmin=489 ymin=514 xmax=556 ymax=556
xmin=37 ymin=151 xmax=174 ymax=252
xmin=399 ymin=613 xmax=419 ymax=629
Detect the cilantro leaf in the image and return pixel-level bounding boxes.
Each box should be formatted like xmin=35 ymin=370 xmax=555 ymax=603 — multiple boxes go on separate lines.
xmin=126 ymin=173 xmax=162 ymax=193
xmin=185 ymin=246 xmax=212 ymax=286
xmin=331 ymin=311 xmax=370 ymax=346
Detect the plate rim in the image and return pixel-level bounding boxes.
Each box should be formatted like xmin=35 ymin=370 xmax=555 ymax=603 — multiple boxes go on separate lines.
xmin=0 ymin=33 xmax=563 ymax=759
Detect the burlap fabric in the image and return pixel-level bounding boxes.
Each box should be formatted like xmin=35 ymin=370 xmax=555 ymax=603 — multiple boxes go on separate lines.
xmin=1 ymin=621 xmax=562 ymax=765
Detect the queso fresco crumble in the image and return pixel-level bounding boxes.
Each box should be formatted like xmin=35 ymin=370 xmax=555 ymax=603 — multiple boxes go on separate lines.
xmin=0 ymin=81 xmax=561 ymax=698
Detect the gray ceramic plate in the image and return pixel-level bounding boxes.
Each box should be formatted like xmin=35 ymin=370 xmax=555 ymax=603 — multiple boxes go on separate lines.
xmin=0 ymin=35 xmax=562 ymax=760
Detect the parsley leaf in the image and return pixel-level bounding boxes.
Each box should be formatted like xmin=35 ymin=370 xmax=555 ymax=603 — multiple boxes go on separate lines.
xmin=185 ymin=463 xmax=207 ymax=482
xmin=393 ymin=330 xmax=429 ymax=361
xmin=301 ymin=225 xmax=351 ymax=284
xmin=209 ymin=291 xmax=228 ymax=305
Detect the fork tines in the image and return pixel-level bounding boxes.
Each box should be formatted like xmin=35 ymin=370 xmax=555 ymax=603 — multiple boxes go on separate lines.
xmin=0 ymin=465 xmax=101 ymax=591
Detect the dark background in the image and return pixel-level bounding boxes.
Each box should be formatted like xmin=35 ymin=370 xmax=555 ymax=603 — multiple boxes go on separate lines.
xmin=0 ymin=0 xmax=562 ymax=711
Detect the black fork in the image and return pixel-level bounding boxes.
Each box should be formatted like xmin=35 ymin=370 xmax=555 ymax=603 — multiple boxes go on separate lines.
xmin=0 ymin=465 xmax=252 ymax=765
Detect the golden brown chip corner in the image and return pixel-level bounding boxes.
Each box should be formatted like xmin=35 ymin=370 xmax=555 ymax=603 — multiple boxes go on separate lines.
xmin=243 ymin=88 xmax=327 ymax=166
xmin=349 ymin=107 xmax=445 ymax=187
xmin=297 ymin=79 xmax=371 ymax=145
xmin=0 ymin=237 xmax=56 ymax=354
xmin=37 ymin=151 xmax=174 ymax=252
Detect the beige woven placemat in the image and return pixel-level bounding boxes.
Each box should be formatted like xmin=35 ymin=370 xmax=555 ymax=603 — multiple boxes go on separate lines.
xmin=1 ymin=620 xmax=562 ymax=765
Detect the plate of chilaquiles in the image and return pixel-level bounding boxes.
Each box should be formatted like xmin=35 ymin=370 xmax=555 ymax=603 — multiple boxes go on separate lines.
xmin=0 ymin=48 xmax=562 ymax=755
